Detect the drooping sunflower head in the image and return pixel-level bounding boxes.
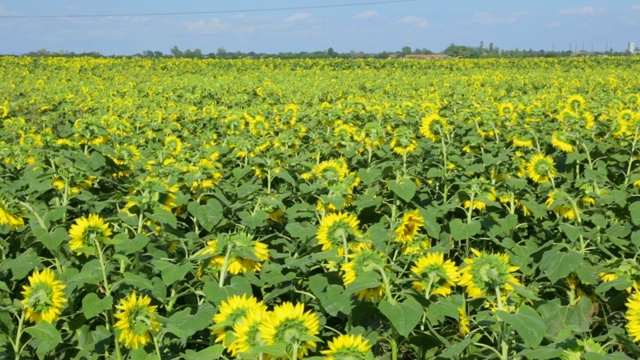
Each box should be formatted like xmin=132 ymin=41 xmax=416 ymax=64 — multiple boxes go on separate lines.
xmin=317 ymin=212 xmax=362 ymax=251
xmin=111 ymin=144 xmax=141 ymax=166
xmin=341 ymin=244 xmax=386 ymax=301
xmin=626 ymin=292 xmax=640 ymax=342
xmin=510 ymin=135 xmax=534 ymax=148
xmin=163 ymin=134 xmax=183 ymax=156
xmin=566 ymin=94 xmax=587 ymax=113
xmin=526 ymin=153 xmax=556 ymax=184
xmin=114 ymin=292 xmax=161 ymax=350
xmin=21 ymin=268 xmax=67 ymax=323
xmin=259 ymin=302 xmax=321 ymax=358
xmin=411 ymin=252 xmax=461 ymax=297
xmin=68 ymin=214 xmax=112 ymax=255
xmin=458 ymin=248 xmax=521 ymax=298
xmin=419 ymin=114 xmax=448 ymax=142
xmin=210 ymin=233 xmax=270 ymax=275
xmin=390 ymin=125 xmax=418 ymax=155
xmin=551 ymin=131 xmax=575 ymax=153
xmin=312 ymin=158 xmax=350 ymax=185
xmin=226 ymin=307 xmax=270 ymax=357
xmin=394 ymin=209 xmax=425 ymax=245
xmin=212 ymin=294 xmax=267 ymax=346
xmin=0 ymin=193 xmax=25 ymax=230
xmin=359 ymin=121 xmax=386 ymax=148
xmin=248 ymin=114 xmax=270 ymax=137
xmin=497 ymin=102 xmax=515 ymax=118
xmin=321 ymin=333 xmax=373 ymax=360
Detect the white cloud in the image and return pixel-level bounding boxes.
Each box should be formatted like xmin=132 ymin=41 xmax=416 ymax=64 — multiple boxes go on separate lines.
xmin=186 ymin=18 xmax=229 ymax=34
xmin=559 ymin=7 xmax=605 ymax=15
xmin=546 ymin=21 xmax=561 ymax=28
xmin=354 ymin=11 xmax=379 ymax=20
xmin=285 ymin=13 xmax=311 ymax=22
xmin=472 ymin=11 xmax=530 ymax=25
xmin=632 ymin=4 xmax=640 ymax=10
xmin=398 ymin=16 xmax=429 ymax=28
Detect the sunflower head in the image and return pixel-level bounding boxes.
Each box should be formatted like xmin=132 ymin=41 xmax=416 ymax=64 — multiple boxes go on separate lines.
xmin=317 ymin=212 xmax=362 ymax=251
xmin=566 ymin=94 xmax=587 ymax=113
xmin=259 ymin=302 xmax=321 ymax=358
xmin=342 ymin=244 xmax=387 ymax=301
xmin=21 ymin=268 xmax=67 ymax=323
xmin=0 ymin=193 xmax=25 ymax=230
xmin=551 ymin=131 xmax=575 ymax=153
xmin=390 ymin=126 xmax=418 ymax=155
xmin=526 ymin=154 xmax=556 ymax=184
xmin=209 ymin=233 xmax=270 ymax=275
xmin=321 ymin=333 xmax=373 ymax=360
xmin=458 ymin=248 xmax=521 ymax=298
xmin=411 ymin=252 xmax=460 ymax=297
xmin=68 ymin=214 xmax=112 ymax=255
xmin=419 ymin=114 xmax=448 ymax=142
xmin=394 ymin=209 xmax=425 ymax=245
xmin=114 ymin=292 xmax=161 ymax=349
xmin=212 ymin=294 xmax=267 ymax=346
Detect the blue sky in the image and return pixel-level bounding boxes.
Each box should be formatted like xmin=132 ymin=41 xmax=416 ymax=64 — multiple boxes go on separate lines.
xmin=0 ymin=0 xmax=637 ymax=55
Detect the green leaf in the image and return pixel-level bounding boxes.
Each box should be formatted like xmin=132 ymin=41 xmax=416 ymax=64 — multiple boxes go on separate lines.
xmin=378 ymin=297 xmax=423 ymax=337
xmin=449 ymin=219 xmax=481 ymax=241
xmin=32 ymin=226 xmax=69 ymax=251
xmin=559 ymin=223 xmax=581 ymax=242
xmin=81 ymin=293 xmax=113 ymax=319
xmin=123 ymin=272 xmax=154 ymax=291
xmin=517 ymin=346 xmax=564 ymax=359
xmin=115 ymin=233 xmax=150 ymax=255
xmin=202 ymin=276 xmax=252 ymax=305
xmin=165 ymin=303 xmax=216 ymax=340
xmin=150 ymin=206 xmax=177 ymax=228
xmin=275 ymin=169 xmax=296 ymax=185
xmin=344 ymin=271 xmax=381 ymax=295
xmin=497 ymin=305 xmax=546 ymax=347
xmin=183 ymin=345 xmax=225 ymax=360
xmin=629 ymin=201 xmax=640 ymax=226
xmin=388 ymin=179 xmax=416 ymax=202
xmin=285 ymin=222 xmax=316 ymax=243
xmin=437 ymin=336 xmax=474 ymax=359
xmin=358 ymin=167 xmax=382 ymax=185
xmin=308 ymin=273 xmax=353 ymax=316
xmin=187 ymin=199 xmax=223 ymax=232
xmin=1 ymin=248 xmax=41 ymax=280
xmin=538 ymin=247 xmax=583 ymax=283
xmin=152 ymin=260 xmax=193 ymax=286
xmin=24 ymin=320 xmax=62 ymax=359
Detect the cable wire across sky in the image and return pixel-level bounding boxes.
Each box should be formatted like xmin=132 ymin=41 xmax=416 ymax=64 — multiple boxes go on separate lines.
xmin=0 ymin=0 xmax=417 ymax=19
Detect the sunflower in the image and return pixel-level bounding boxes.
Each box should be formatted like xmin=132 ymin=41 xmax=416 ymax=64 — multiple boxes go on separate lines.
xmin=551 ymin=131 xmax=574 ymax=153
xmin=390 ymin=126 xmax=418 ymax=155
xmin=259 ymin=302 xmax=321 ymax=359
xmin=419 ymin=114 xmax=448 ymax=141
xmin=317 ymin=212 xmax=362 ymax=251
xmin=511 ymin=135 xmax=534 ymax=148
xmin=114 ymin=292 xmax=161 ymax=350
xmin=321 ymin=333 xmax=373 ymax=360
xmin=164 ymin=135 xmax=183 ymax=156
xmin=342 ymin=243 xmax=386 ymax=301
xmin=526 ymin=154 xmax=556 ymax=184
xmin=411 ymin=252 xmax=460 ymax=297
xmin=212 ymin=294 xmax=267 ymax=346
xmin=0 ymin=194 xmax=25 ymax=230
xmin=566 ymin=94 xmax=587 ymax=113
xmin=394 ymin=209 xmax=425 ymax=245
xmin=458 ymin=248 xmax=521 ymax=299
xmin=626 ymin=292 xmax=640 ymax=342
xmin=227 ymin=308 xmax=270 ymax=357
xmin=21 ymin=268 xmax=67 ymax=323
xmin=545 ymin=190 xmax=577 ymax=220
xmin=458 ymin=307 xmax=470 ymax=336
xmin=68 ymin=214 xmax=112 ymax=255
xmin=497 ymin=102 xmax=515 ymax=118
xmin=111 ymin=144 xmax=140 ymax=166
xmin=311 ymin=158 xmax=350 ymax=184
xmin=209 ymin=233 xmax=270 ymax=274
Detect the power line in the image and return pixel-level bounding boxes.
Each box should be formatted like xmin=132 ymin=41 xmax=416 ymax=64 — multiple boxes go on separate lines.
xmin=0 ymin=0 xmax=417 ymax=19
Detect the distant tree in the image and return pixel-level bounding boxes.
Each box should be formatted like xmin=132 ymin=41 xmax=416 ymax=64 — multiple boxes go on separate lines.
xmin=170 ymin=46 xmax=183 ymax=57
xmin=327 ymin=47 xmax=337 ymax=57
xmin=401 ymin=46 xmax=412 ymax=55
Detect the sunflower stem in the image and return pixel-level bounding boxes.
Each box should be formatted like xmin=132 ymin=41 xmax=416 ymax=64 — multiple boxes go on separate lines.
xmin=390 ymin=335 xmax=399 ymax=360
xmin=440 ymin=135 xmax=449 ymax=202
xmin=153 ymin=332 xmax=162 ymax=360
xmin=94 ymin=239 xmax=111 ymax=296
xmin=290 ymin=341 xmax=299 ymax=360
xmin=12 ymin=309 xmax=25 ymax=360
xmin=624 ymin=128 xmax=639 ymax=186
xmin=370 ymin=263 xmax=393 ymax=303
xmin=219 ymin=242 xmax=235 ymax=287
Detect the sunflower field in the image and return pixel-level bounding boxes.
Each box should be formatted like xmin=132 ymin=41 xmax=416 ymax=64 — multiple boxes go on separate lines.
xmin=2 ymin=56 xmax=640 ymax=359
